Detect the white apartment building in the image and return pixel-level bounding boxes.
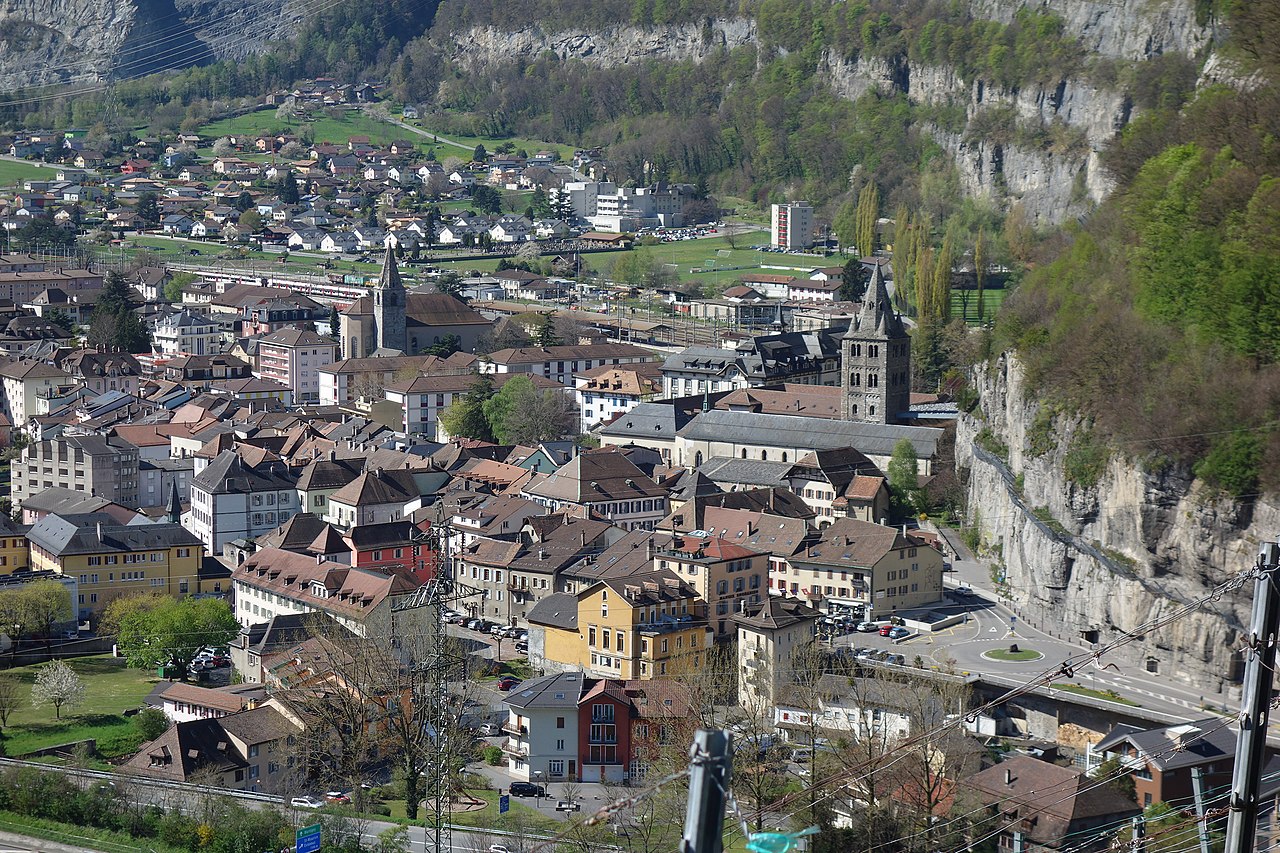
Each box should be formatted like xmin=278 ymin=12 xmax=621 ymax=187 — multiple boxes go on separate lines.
xmin=553 ymin=182 xmax=690 ymax=233
xmin=503 ymin=671 xmax=583 ymax=782
xmin=187 ymin=451 xmax=298 ymax=553
xmin=482 ymin=344 xmax=653 ymax=387
xmin=256 ymin=328 xmax=336 ymax=405
xmin=772 ymin=202 xmax=814 ymax=250
xmin=152 ymin=310 xmax=222 ymax=356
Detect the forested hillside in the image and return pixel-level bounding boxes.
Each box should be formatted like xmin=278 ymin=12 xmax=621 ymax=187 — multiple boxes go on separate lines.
xmin=993 ymin=3 xmax=1280 ymax=496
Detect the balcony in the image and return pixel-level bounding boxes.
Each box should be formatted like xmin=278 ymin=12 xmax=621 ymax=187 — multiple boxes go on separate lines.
xmin=588 ymin=734 xmax=618 ymax=745
xmin=500 ymin=740 xmax=528 ymax=758
xmin=501 ymin=722 xmax=528 ymax=737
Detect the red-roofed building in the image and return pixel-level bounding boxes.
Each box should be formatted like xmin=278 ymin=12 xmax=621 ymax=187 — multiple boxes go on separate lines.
xmin=652 ymin=532 xmax=769 ymax=638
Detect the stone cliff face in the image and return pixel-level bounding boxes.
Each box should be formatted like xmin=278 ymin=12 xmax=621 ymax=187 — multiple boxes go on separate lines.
xmin=446 ymin=18 xmax=757 ymax=72
xmin=0 ymin=0 xmax=302 ymax=89
xmin=823 ymin=53 xmax=1129 ymax=222
xmin=957 ymin=355 xmax=1274 ymax=698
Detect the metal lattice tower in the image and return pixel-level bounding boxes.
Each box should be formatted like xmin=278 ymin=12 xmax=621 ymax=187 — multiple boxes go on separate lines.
xmin=392 ymin=517 xmax=481 ymax=853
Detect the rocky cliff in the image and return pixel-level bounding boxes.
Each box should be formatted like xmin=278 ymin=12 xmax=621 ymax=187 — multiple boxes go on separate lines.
xmin=957 ymin=355 xmax=1274 ymax=698
xmin=446 ymin=18 xmax=758 ymax=72
xmin=0 ymin=0 xmax=302 ymax=89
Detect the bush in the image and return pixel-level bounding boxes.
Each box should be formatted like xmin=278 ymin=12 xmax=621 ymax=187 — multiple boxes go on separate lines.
xmin=1026 ymin=406 xmax=1058 ymax=456
xmin=975 ymin=428 xmax=1009 ymax=460
xmin=1064 ymin=430 xmax=1109 ymax=488
xmin=1194 ymin=431 xmax=1261 ymax=497
xmin=482 ymin=745 xmax=504 ymax=766
xmin=135 ymin=707 xmax=170 ymax=742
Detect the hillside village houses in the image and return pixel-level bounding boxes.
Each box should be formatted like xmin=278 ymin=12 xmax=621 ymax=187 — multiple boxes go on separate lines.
xmin=0 ymin=120 xmax=1195 ymax=851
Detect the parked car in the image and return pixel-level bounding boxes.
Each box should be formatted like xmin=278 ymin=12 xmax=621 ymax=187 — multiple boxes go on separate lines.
xmin=291 ymin=796 xmax=324 ymax=809
xmin=887 ymin=626 xmax=911 ymax=640
xmin=465 ymin=618 xmax=484 ymax=631
xmin=496 ymin=675 xmax=521 ymax=691
xmin=508 ymin=782 xmax=546 ymax=797
xmin=514 ymin=641 xmax=529 ymax=654
xmin=878 ymin=625 xmax=894 ymax=637
xmin=556 ymin=800 xmax=582 ymax=812
xmin=324 ymin=791 xmax=351 ymax=804
xmin=953 ymin=586 xmax=976 ymax=598
xmin=476 ymin=722 xmax=502 ymax=736
xmin=884 ymin=653 xmax=906 ymax=666
xmin=488 ymin=846 xmax=512 ymax=853
xmin=855 ymin=621 xmax=879 ymax=632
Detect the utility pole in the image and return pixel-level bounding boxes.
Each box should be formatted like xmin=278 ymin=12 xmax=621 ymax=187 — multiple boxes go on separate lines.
xmin=1191 ymin=767 xmax=1212 ymax=853
xmin=682 ymin=729 xmax=732 ymax=853
xmin=1224 ymin=542 xmax=1280 ymax=853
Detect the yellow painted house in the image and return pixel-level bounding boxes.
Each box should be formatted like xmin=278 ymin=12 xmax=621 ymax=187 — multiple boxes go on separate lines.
xmin=26 ymin=512 xmax=205 ymax=620
xmin=0 ymin=519 xmax=30 ymax=574
xmin=530 ymin=569 xmax=714 ymax=681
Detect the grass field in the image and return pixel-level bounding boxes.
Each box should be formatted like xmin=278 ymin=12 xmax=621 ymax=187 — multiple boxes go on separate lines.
xmin=402 ymin=120 xmax=577 ymax=162
xmin=984 ymin=647 xmax=1043 ymax=662
xmin=1052 ymin=682 xmax=1139 ymax=706
xmin=201 ymin=108 xmax=414 ymax=148
xmin=1 ymin=654 xmax=159 ymax=758
xmin=949 ymin=285 xmax=1007 ymax=324
xmin=0 ymin=159 xmax=56 ymax=189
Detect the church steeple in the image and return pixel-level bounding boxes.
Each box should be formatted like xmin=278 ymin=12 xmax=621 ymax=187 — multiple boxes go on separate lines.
xmin=840 ymin=262 xmax=911 ymax=424
xmin=373 ymin=245 xmax=407 ymax=354
xmin=166 ymin=479 xmax=182 ymax=525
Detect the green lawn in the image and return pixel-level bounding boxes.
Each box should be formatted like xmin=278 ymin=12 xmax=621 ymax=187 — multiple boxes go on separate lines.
xmin=984 ymin=647 xmax=1043 ymax=662
xmin=402 ymin=120 xmax=577 ymax=162
xmin=618 ymin=231 xmax=839 ymax=294
xmin=0 ymin=159 xmax=56 ymax=189
xmin=1051 ymin=682 xmax=1139 ymax=706
xmin=949 ymin=285 xmax=1008 ymax=325
xmin=1 ymin=654 xmax=160 ymax=758
xmin=446 ymin=789 xmax=562 ymax=832
xmin=201 ymin=109 xmax=414 ymax=148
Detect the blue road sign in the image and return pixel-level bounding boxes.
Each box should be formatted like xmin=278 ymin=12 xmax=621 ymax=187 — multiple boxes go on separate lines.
xmin=296 ymin=823 xmax=322 ymax=853
xmin=499 ymin=794 xmax=510 ymax=814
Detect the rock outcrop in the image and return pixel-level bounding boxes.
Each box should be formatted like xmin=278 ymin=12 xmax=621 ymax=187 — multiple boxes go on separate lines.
xmin=0 ymin=0 xmax=303 ymax=89
xmin=446 ymin=18 xmax=757 ymax=72
xmin=957 ymin=355 xmax=1274 ymax=699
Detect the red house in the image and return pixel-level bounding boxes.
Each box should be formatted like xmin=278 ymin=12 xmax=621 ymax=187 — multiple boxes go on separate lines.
xmin=121 ymin=158 xmax=152 ymax=174
xmin=343 ymin=520 xmax=437 ymax=584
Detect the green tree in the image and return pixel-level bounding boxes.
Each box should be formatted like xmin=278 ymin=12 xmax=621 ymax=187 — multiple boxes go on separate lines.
xmin=856 ymin=183 xmax=880 ymax=257
xmin=107 ymin=595 xmax=239 ymax=679
xmin=44 ymin=308 xmax=72 ymax=331
xmin=234 ymin=191 xmax=254 ymax=212
xmin=886 ymin=437 xmax=922 ymax=517
xmin=163 ymin=272 xmax=196 ymax=303
xmin=13 ymin=217 xmax=74 ymax=251
xmin=839 ymin=258 xmax=870 ymax=303
xmin=237 ymin=209 xmax=263 ymax=232
xmin=933 ymin=230 xmax=954 ymax=323
xmin=88 ymin=272 xmax=150 ymax=353
xmin=472 ymin=185 xmax=502 ymax=215
xmin=533 ymin=313 xmax=563 ymax=347
xmin=327 ymin=305 xmax=341 ymax=340
xmin=0 ymin=673 xmax=20 ymax=731
xmin=422 ymin=334 xmax=461 ymax=357
xmin=482 ymin=375 xmax=532 ymax=444
xmin=472 ymin=143 xmax=488 ymax=162
xmin=277 ymin=170 xmax=300 ymax=204
xmin=439 ymin=374 xmax=496 ymax=442
xmin=135 ymin=706 xmax=171 ymax=741
xmin=973 ymin=228 xmax=987 ymax=322
xmin=136 ymin=192 xmax=161 ymax=226
xmin=26 ymin=579 xmax=72 ymax=650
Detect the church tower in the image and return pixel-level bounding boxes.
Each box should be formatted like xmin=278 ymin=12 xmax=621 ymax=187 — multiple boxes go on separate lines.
xmin=373 ymin=246 xmax=407 ymax=354
xmin=841 ymin=265 xmax=911 ymax=424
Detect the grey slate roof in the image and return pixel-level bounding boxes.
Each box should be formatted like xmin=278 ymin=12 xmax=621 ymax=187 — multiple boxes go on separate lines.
xmin=193 ymin=450 xmax=296 ymax=494
xmin=698 ymin=457 xmax=793 ymax=488
xmin=1093 ymin=719 xmax=1237 ymax=772
xmin=677 ymin=410 xmax=942 ymax=460
xmin=526 ymin=592 xmax=578 ymax=631
xmin=27 ymin=512 xmax=202 ymax=556
xmin=595 ymin=402 xmax=692 ymax=440
xmin=504 ymin=671 xmax=583 ymax=710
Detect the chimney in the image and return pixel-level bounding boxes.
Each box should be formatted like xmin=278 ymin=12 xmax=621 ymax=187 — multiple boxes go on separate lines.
xmin=1004 ymin=768 xmax=1014 ymax=786
xmin=95 ymin=521 xmax=102 ymax=541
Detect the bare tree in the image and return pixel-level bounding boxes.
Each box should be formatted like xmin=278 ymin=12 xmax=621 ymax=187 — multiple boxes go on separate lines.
xmin=0 ymin=673 xmax=21 ymax=730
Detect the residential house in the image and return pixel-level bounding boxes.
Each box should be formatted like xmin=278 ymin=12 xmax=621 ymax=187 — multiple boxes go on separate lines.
xmin=659 ymin=332 xmax=841 ymax=399
xmin=574 ymin=363 xmax=662 ymax=433
xmin=149 ymin=682 xmax=266 ymax=723
xmin=522 ymin=450 xmax=668 ymax=531
xmin=1088 ymin=719 xmax=1238 ymax=810
xmin=963 ymin=756 xmax=1140 ymax=853
xmin=0 ymin=359 xmax=71 ymax=429
xmin=735 ymin=597 xmax=820 ymax=710
xmin=782 ymin=518 xmax=944 ymax=619
xmin=123 ymin=698 xmax=307 ymax=793
xmin=187 ymin=451 xmax=298 ymax=553
xmin=528 ymin=569 xmax=712 ymax=681
xmin=26 ymin=512 xmax=203 ymax=619
xmin=482 ymin=344 xmax=652 ymax=387
xmin=231 ymin=547 xmax=427 ymax=639
xmin=153 ymin=310 xmax=222 ymax=356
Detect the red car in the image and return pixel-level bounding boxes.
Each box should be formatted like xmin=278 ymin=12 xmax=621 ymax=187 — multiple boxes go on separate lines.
xmin=496 ymin=676 xmax=521 ymax=691
xmin=878 ymin=625 xmax=894 ymax=637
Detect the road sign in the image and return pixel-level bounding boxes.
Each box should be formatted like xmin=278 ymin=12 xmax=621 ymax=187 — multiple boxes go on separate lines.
xmin=499 ymin=794 xmax=510 ymax=814
xmin=296 ymin=823 xmax=321 ymax=853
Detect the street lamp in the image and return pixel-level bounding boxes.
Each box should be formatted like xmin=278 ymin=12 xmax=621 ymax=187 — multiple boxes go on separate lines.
xmin=533 ymin=770 xmax=544 ymax=808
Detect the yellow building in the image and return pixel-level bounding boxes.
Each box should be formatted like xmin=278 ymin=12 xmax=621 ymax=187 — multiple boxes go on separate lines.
xmin=26 ymin=512 xmax=204 ymax=620
xmin=530 ymin=569 xmax=714 ymax=680
xmin=0 ymin=518 xmax=30 ymax=573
